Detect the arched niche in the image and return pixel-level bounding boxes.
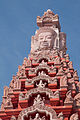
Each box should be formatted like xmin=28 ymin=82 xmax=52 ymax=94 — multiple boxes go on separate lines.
xmin=37 ymin=56 xmax=49 ymax=63
xmin=17 ymin=105 xmax=58 ymax=120
xmin=24 ymin=88 xmax=59 ymax=106
xmin=25 ymin=75 xmax=57 ymax=87
xmin=35 ymin=64 xmax=50 ymax=76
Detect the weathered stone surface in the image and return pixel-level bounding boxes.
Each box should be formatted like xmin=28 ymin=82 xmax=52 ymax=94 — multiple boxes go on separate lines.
xmin=0 ymin=10 xmax=80 ymax=120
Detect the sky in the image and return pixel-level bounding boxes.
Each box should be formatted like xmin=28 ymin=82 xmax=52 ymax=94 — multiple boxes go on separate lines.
xmin=0 ymin=0 xmax=80 ymax=103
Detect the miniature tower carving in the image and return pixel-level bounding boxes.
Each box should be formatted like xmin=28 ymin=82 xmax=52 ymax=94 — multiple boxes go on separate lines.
xmin=0 ymin=9 xmax=80 ymax=120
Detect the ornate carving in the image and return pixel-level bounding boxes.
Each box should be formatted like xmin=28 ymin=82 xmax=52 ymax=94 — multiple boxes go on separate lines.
xmin=9 ymin=75 xmax=16 ymax=93
xmin=58 ymin=112 xmax=64 ymax=120
xmin=26 ymin=75 xmax=57 ymax=86
xmin=64 ymin=54 xmax=70 ymax=62
xmin=59 ymin=32 xmax=66 ymax=51
xmin=73 ymin=70 xmax=79 ymax=82
xmin=19 ymin=93 xmax=25 ymax=101
xmin=68 ymin=61 xmax=73 ymax=70
xmin=10 ymin=115 xmax=16 ymax=120
xmin=70 ymin=113 xmax=79 ymax=120
xmin=57 ymin=66 xmax=64 ymax=76
xmin=68 ymin=78 xmax=76 ymax=90
xmin=36 ymin=80 xmax=47 ymax=88
xmin=17 ymin=105 xmax=58 ymax=120
xmin=53 ymin=90 xmax=60 ymax=98
xmin=31 ymin=27 xmax=57 ymax=53
xmin=36 ymin=55 xmax=50 ymax=63
xmin=61 ymin=58 xmax=67 ymax=68
xmin=37 ymin=9 xmax=60 ymax=29
xmin=13 ymin=78 xmax=21 ymax=91
xmin=77 ymin=82 xmax=80 ymax=92
xmin=25 ymin=87 xmax=58 ymax=100
xmin=30 ymin=113 xmax=46 ymax=120
xmin=23 ymin=57 xmax=31 ymax=67
xmin=33 ymin=94 xmax=45 ymax=106
xmin=54 ymin=56 xmax=61 ymax=65
xmin=35 ymin=64 xmax=50 ymax=74
xmin=3 ymin=86 xmax=9 ymax=97
xmin=4 ymin=95 xmax=13 ymax=109
xmin=60 ymin=75 xmax=68 ymax=88
xmin=64 ymin=90 xmax=73 ymax=106
xmin=74 ymin=93 xmax=80 ymax=107
xmin=17 ymin=65 xmax=26 ymax=78
xmin=65 ymin=68 xmax=71 ymax=78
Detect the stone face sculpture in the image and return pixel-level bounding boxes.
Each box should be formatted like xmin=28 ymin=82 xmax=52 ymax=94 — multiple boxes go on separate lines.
xmin=70 ymin=113 xmax=79 ymax=120
xmin=31 ymin=27 xmax=57 ymax=53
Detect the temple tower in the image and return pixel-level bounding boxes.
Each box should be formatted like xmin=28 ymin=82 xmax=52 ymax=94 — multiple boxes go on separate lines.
xmin=0 ymin=9 xmax=80 ymax=120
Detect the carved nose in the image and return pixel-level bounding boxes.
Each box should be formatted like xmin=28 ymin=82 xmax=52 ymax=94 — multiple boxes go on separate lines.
xmin=43 ymin=37 xmax=46 ymax=41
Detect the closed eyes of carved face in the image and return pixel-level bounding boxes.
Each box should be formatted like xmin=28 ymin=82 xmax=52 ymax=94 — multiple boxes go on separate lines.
xmin=39 ymin=35 xmax=52 ymax=41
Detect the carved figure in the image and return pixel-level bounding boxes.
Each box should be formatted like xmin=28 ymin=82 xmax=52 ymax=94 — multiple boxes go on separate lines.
xmin=70 ymin=113 xmax=79 ymax=120
xmin=73 ymin=70 xmax=79 ymax=82
xmin=4 ymin=95 xmax=13 ymax=108
xmin=60 ymin=75 xmax=67 ymax=88
xmin=14 ymin=78 xmax=21 ymax=90
xmin=59 ymin=32 xmax=66 ymax=51
xmin=38 ymin=71 xmax=46 ymax=76
xmin=68 ymin=78 xmax=76 ymax=90
xmin=30 ymin=113 xmax=46 ymax=120
xmin=3 ymin=86 xmax=9 ymax=97
xmin=36 ymin=80 xmax=47 ymax=88
xmin=17 ymin=65 xmax=26 ymax=78
xmin=33 ymin=94 xmax=45 ymax=106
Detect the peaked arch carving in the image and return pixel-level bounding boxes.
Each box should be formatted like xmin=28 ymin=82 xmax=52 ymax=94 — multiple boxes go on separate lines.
xmin=17 ymin=105 xmax=58 ymax=120
xmin=25 ymin=87 xmax=59 ymax=100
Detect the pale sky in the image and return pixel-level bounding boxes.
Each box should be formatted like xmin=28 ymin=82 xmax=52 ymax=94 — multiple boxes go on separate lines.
xmin=0 ymin=0 xmax=80 ymax=102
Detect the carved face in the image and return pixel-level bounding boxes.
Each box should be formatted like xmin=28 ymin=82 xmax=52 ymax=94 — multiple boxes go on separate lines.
xmin=38 ymin=32 xmax=54 ymax=50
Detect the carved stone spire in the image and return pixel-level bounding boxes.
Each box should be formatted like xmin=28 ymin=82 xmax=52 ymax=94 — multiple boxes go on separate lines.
xmin=30 ymin=10 xmax=67 ymax=56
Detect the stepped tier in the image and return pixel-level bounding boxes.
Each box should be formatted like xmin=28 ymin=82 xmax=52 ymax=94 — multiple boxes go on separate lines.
xmin=0 ymin=10 xmax=80 ymax=120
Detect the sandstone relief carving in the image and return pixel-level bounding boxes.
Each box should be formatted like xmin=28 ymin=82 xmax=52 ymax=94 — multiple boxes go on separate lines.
xmin=10 ymin=115 xmax=16 ymax=120
xmin=17 ymin=104 xmax=58 ymax=120
xmin=60 ymin=75 xmax=68 ymax=88
xmin=70 ymin=113 xmax=79 ymax=120
xmin=33 ymin=94 xmax=45 ymax=106
xmin=30 ymin=113 xmax=46 ymax=120
xmin=64 ymin=90 xmax=73 ymax=106
xmin=74 ymin=93 xmax=80 ymax=107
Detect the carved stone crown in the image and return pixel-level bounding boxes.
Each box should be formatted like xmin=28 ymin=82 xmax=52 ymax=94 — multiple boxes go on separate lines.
xmin=37 ymin=9 xmax=61 ymax=31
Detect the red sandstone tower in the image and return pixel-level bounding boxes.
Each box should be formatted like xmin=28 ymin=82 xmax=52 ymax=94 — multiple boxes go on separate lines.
xmin=0 ymin=9 xmax=80 ymax=120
